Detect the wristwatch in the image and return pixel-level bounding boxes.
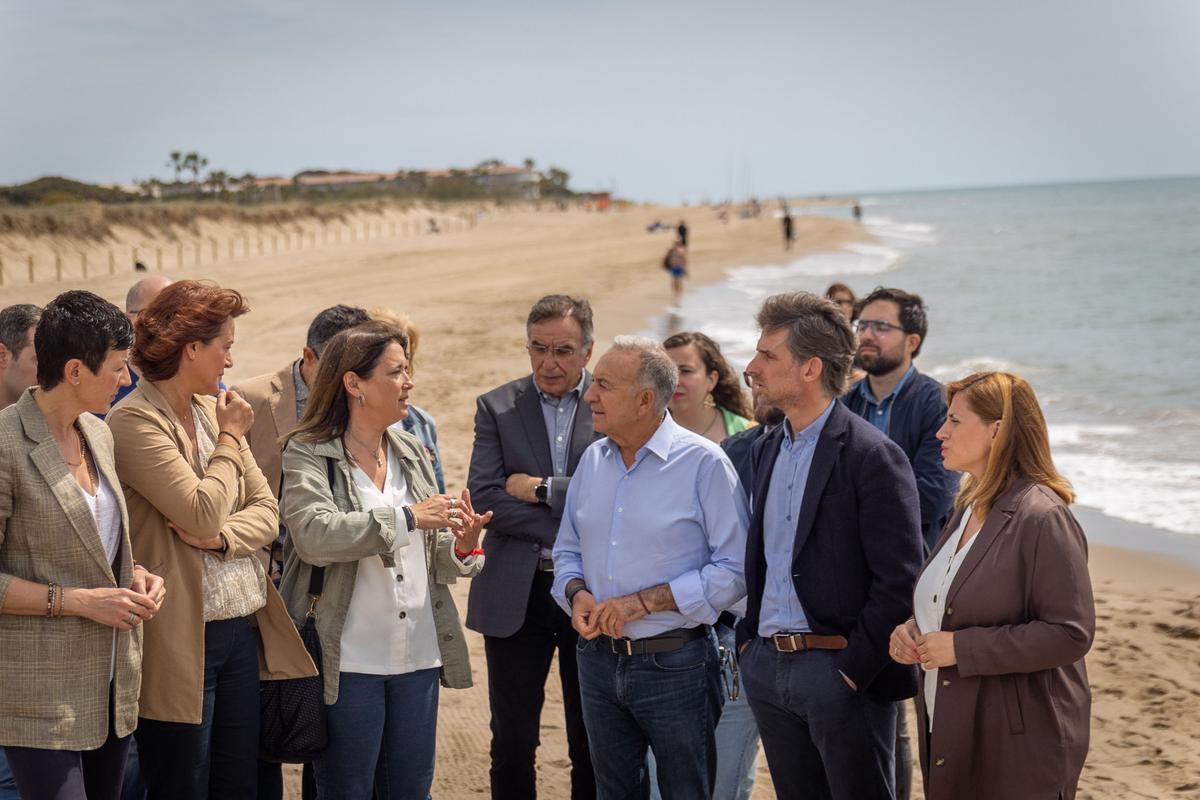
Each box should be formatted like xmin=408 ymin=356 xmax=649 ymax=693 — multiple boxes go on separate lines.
xmin=534 ymin=478 xmax=550 ymax=504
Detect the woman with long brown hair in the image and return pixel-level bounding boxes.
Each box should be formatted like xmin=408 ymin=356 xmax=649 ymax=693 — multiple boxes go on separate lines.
xmin=279 ymin=321 xmax=490 ymax=800
xmin=107 ymin=280 xmax=315 ymax=800
xmin=662 ymin=331 xmax=754 ymax=444
xmin=888 ymin=371 xmax=1094 ymax=800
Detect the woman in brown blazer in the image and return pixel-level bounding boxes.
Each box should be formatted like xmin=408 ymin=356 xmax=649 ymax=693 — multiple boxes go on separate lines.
xmin=107 ymin=281 xmax=314 ymax=800
xmin=889 ymin=371 xmax=1094 ymax=800
xmin=0 ymin=291 xmax=165 ymax=800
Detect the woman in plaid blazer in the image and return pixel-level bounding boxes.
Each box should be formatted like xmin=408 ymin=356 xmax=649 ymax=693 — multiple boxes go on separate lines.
xmin=0 ymin=291 xmax=166 ymax=800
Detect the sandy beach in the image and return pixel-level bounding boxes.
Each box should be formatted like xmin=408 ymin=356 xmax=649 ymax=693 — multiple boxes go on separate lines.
xmin=4 ymin=205 xmax=1198 ymax=799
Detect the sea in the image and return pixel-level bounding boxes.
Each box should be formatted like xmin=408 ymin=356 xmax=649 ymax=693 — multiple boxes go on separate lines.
xmin=649 ymin=177 xmax=1200 ymax=547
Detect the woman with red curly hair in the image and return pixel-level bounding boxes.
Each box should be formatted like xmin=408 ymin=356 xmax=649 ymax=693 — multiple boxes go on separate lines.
xmin=106 ymin=281 xmax=315 ymax=800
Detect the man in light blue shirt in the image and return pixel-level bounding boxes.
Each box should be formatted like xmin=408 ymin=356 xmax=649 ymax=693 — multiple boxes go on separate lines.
xmin=553 ymin=336 xmax=748 ymax=800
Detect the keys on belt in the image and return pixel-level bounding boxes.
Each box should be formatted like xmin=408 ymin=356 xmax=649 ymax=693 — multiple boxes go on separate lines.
xmin=765 ymin=632 xmax=849 ymax=652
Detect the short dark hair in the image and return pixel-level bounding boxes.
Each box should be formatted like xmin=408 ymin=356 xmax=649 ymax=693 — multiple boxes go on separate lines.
xmin=35 ymin=292 xmax=133 ymax=390
xmin=0 ymin=304 xmax=41 ymax=359
xmin=755 ymin=292 xmax=856 ymax=398
xmin=307 ymin=305 xmax=371 ymax=356
xmin=857 ymin=287 xmax=929 ymax=357
xmin=526 ymin=295 xmax=593 ymax=347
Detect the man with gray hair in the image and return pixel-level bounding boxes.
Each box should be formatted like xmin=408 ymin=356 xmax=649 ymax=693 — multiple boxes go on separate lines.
xmin=737 ymin=292 xmax=922 ymax=799
xmin=108 ymin=274 xmax=174 ymax=412
xmin=553 ymin=335 xmax=748 ymax=799
xmin=0 ymin=304 xmax=41 ymax=409
xmin=468 ymin=294 xmax=598 ymax=800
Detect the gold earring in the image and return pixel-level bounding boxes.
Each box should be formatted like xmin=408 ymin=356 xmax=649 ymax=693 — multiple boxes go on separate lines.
xmin=358 ymin=395 xmax=365 ymax=406
xmin=703 ymin=392 xmax=716 ymax=409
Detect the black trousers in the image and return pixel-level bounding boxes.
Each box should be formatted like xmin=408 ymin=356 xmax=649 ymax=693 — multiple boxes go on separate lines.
xmin=5 ymin=691 xmax=131 ymax=800
xmin=483 ymin=570 xmax=595 ymax=800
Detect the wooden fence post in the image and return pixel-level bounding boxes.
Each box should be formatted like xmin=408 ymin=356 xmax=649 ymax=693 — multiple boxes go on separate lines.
xmin=211 ymin=238 xmax=218 ymax=262
xmin=132 ymin=247 xmax=138 ymax=271
xmin=258 ymin=236 xmax=264 ymax=255
xmin=81 ymin=251 xmax=88 ymax=279
xmin=177 ymin=242 xmax=184 ymax=267
xmin=195 ymin=240 xmax=201 ymax=266
xmin=109 ymin=249 xmax=116 ymax=275
xmin=229 ymin=237 xmax=235 ymax=261
xmin=156 ymin=247 xmax=163 ymax=271
xmin=28 ymin=255 xmax=35 ymax=283
xmin=55 ymin=252 xmax=62 ymax=281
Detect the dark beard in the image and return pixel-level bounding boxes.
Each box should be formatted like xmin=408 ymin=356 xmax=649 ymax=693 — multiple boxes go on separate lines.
xmin=855 ymin=349 xmax=904 ymax=376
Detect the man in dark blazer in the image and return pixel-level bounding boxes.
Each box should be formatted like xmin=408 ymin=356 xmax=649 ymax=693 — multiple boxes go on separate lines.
xmin=736 ymin=292 xmax=923 ymax=800
xmin=467 ymin=295 xmax=598 ymax=800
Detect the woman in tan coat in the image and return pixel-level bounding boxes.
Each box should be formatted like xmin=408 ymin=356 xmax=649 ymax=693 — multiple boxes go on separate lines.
xmin=107 ymin=281 xmax=314 ymax=800
xmin=0 ymin=291 xmax=165 ymax=800
xmin=889 ymin=371 xmax=1094 ymax=800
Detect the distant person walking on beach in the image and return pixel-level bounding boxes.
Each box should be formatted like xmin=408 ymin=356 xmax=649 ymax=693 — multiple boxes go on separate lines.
xmin=676 ymin=219 xmax=688 ymax=247
xmin=553 ymin=336 xmax=747 ymax=800
xmin=782 ymin=209 xmax=794 ymax=250
xmin=843 ymin=287 xmax=959 ymax=800
xmin=852 ymin=201 xmax=863 ymax=222
xmin=738 ymin=292 xmax=922 ymax=800
xmin=890 ymin=371 xmax=1094 ymax=800
xmin=664 ymin=240 xmax=688 ymax=306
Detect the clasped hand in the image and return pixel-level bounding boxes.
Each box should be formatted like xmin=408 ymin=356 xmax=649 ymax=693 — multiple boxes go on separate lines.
xmin=570 ymin=591 xmax=647 ymax=640
xmin=889 ymin=620 xmax=956 ymax=669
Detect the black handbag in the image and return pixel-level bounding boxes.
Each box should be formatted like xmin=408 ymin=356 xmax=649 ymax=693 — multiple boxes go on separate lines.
xmin=259 ymin=457 xmax=336 ymax=763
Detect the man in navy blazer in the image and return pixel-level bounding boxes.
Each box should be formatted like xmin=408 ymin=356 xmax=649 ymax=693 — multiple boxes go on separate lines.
xmin=467 ymin=295 xmax=599 ymax=800
xmin=736 ymin=292 xmax=923 ymax=800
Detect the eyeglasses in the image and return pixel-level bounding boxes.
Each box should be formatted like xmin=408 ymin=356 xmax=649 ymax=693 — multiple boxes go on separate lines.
xmin=853 ymin=319 xmax=905 ymax=336
xmin=742 ymin=372 xmax=753 ymax=388
xmin=527 ymin=342 xmax=579 ymax=360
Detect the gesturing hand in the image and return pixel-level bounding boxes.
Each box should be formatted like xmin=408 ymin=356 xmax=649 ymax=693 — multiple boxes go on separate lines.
xmin=449 ymin=488 xmax=491 ymax=553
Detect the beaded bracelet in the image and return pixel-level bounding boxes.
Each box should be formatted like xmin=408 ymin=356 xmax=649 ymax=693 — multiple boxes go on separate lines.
xmin=46 ymin=583 xmax=56 ymax=617
xmin=56 ymin=586 xmax=66 ymax=618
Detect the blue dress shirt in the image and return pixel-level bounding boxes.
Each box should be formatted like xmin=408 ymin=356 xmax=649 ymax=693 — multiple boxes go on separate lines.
xmin=536 ymin=376 xmax=584 ymax=503
xmin=855 ymin=364 xmax=915 ymax=435
xmin=758 ymin=400 xmax=836 ymax=637
xmin=552 ymin=413 xmax=749 ymax=640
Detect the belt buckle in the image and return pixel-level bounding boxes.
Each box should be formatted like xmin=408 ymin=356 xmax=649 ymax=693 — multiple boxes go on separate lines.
xmin=610 ymin=637 xmax=635 ymax=656
xmin=773 ymin=633 xmax=802 ymax=653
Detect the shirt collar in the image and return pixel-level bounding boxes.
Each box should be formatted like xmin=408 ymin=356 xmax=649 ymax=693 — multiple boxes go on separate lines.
xmin=535 ymin=372 xmax=586 ymax=406
xmin=858 ymin=363 xmax=916 ymax=405
xmin=781 ymin=400 xmax=836 ymax=446
xmin=292 ymin=358 xmax=309 ymax=404
xmin=600 ymin=411 xmax=676 ymax=464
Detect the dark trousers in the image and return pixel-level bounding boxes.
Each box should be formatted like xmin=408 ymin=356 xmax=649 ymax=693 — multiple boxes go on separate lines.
xmin=135 ymin=617 xmax=261 ymax=800
xmin=575 ymin=632 xmax=722 ymax=800
xmin=895 ymin=701 xmax=913 ymax=800
xmin=483 ymin=570 xmax=594 ymax=800
xmin=740 ymin=640 xmax=897 ymax=800
xmin=5 ymin=696 xmax=131 ymax=800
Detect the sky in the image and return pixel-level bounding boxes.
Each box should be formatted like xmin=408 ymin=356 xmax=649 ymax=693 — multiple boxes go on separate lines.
xmin=3 ymin=0 xmax=1199 ymax=202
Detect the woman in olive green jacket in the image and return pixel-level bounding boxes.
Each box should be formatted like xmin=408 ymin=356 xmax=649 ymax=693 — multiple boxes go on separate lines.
xmin=280 ymin=321 xmax=489 ymax=800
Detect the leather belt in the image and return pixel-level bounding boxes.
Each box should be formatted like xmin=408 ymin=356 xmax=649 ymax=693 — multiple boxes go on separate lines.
xmin=536 ymin=557 xmax=555 ymax=572
xmin=763 ymin=633 xmax=848 ymax=653
xmin=601 ymin=625 xmax=709 ymax=656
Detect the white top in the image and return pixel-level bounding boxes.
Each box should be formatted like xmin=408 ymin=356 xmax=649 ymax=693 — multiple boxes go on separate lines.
xmin=79 ymin=470 xmax=122 ymax=565
xmin=913 ymin=508 xmax=979 ymax=731
xmin=78 ymin=470 xmax=122 ymax=680
xmin=340 ymin=446 xmax=443 ymax=675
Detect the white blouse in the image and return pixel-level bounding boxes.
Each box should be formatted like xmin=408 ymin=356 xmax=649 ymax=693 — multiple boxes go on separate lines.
xmin=340 ymin=446 xmax=443 ymax=676
xmin=913 ymin=508 xmax=979 ymax=731
xmin=78 ymin=470 xmax=122 ymax=679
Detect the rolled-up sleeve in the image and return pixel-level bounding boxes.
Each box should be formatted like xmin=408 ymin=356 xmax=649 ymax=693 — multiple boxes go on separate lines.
xmin=668 ymin=457 xmax=749 ymax=625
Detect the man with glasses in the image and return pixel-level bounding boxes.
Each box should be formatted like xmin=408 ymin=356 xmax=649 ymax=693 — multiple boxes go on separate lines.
xmin=467 ymin=295 xmax=598 ymax=800
xmin=843 ymin=287 xmax=959 ymax=800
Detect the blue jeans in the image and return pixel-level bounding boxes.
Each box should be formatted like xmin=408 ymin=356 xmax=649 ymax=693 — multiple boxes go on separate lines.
xmin=314 ymin=668 xmax=440 ymax=800
xmin=0 ymin=751 xmax=17 ymax=800
xmin=647 ymin=624 xmax=758 ymax=800
xmin=740 ymin=639 xmax=896 ymax=800
xmin=135 ymin=617 xmax=261 ymax=800
xmin=576 ymin=631 xmax=722 ymax=800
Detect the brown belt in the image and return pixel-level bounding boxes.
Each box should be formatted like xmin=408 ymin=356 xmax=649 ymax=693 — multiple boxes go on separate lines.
xmin=763 ymin=633 xmax=848 ymax=653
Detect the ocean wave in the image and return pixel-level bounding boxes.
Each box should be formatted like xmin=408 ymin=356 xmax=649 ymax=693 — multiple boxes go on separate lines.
xmin=865 ymin=216 xmax=940 ymax=246
xmin=1053 ymin=449 xmax=1200 ymax=537
xmin=725 ymin=245 xmax=902 ymax=284
xmin=925 ymin=357 xmax=1021 ymax=384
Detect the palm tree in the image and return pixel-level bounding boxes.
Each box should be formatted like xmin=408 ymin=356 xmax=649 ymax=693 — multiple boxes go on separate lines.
xmin=166 ymin=151 xmax=183 ymax=183
xmin=183 ymin=153 xmax=209 ymax=184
